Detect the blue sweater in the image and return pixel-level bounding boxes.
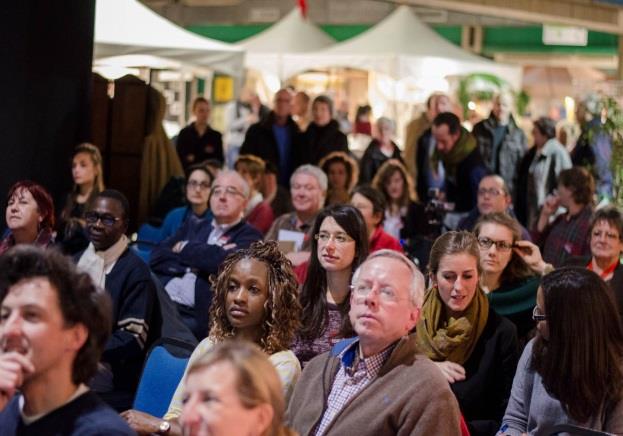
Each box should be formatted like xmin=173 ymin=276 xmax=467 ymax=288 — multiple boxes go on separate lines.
xmin=0 ymin=391 xmax=134 ymax=435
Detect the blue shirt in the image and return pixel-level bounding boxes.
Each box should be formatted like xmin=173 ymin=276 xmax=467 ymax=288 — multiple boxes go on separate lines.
xmin=273 ymin=124 xmax=292 ymax=186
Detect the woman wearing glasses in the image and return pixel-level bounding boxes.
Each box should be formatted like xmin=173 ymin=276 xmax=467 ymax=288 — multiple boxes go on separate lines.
xmin=158 ymin=163 xmax=214 ymax=241
xmin=499 ymin=268 xmax=623 ymax=435
xmin=292 ymin=204 xmax=369 ymax=367
xmin=0 ymin=180 xmax=55 ymax=255
xmin=565 ymin=206 xmax=623 ymax=316
xmin=474 ymin=212 xmax=553 ymax=344
xmin=416 ymin=231 xmax=519 ymax=436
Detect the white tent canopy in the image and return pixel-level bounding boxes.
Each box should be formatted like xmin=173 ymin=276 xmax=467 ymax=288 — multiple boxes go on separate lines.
xmin=94 ymin=0 xmax=244 ymax=76
xmin=284 ymin=6 xmax=521 ymax=88
xmin=236 ymin=8 xmax=335 ymax=80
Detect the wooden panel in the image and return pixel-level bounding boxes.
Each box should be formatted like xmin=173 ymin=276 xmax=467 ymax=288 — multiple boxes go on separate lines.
xmin=90 ymin=72 xmax=110 ymax=153
xmin=107 ymin=155 xmax=142 ymax=232
xmin=110 ymin=75 xmax=147 ymax=155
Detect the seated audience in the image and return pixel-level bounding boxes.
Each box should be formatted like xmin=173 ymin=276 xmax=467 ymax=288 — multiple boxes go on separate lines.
xmin=123 ymin=240 xmax=301 ymax=436
xmin=0 ymin=246 xmax=133 ymax=434
xmin=77 ymin=189 xmax=156 ymax=411
xmin=319 ymin=151 xmax=358 ymax=207
xmin=265 ymin=165 xmax=326 ymax=266
xmin=235 ymin=154 xmax=274 ymax=234
xmin=350 ymin=185 xmax=402 ymax=253
xmin=371 ymin=159 xmax=427 ymax=241
xmin=150 ymin=170 xmax=262 ymax=339
xmin=359 ymin=117 xmax=402 ymax=184
xmin=180 ymin=341 xmax=296 ymax=436
xmin=565 ymin=206 xmax=623 ymax=316
xmin=305 ymin=95 xmax=349 ymax=165
xmin=532 ymin=167 xmax=594 ymax=267
xmin=416 ymin=231 xmax=519 ymax=435
xmin=0 ymin=180 xmax=55 ymax=255
xmin=287 ymin=250 xmax=462 ymax=435
xmin=292 ymin=205 xmax=368 ymax=366
xmin=515 ymin=116 xmax=572 ymax=228
xmin=176 ymin=97 xmax=223 ymax=171
xmin=431 ymin=112 xmax=488 ymax=225
xmin=474 ymin=213 xmax=552 ymax=344
xmin=58 ymin=143 xmax=105 ymax=255
xmin=499 ymin=268 xmax=623 ymax=435
xmin=458 ymin=175 xmax=530 ymax=240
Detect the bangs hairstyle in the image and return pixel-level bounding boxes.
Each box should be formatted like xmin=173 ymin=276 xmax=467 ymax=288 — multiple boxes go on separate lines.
xmin=208 ymin=241 xmax=301 ymax=354
xmin=0 ymin=246 xmax=111 ymax=385
xmin=474 ymin=212 xmax=535 ymax=286
xmin=590 ymin=205 xmax=623 ymax=240
xmin=557 ymin=167 xmax=595 ymax=206
xmin=372 ymin=158 xmax=418 ymax=206
xmin=184 ymin=163 xmax=214 ymax=184
xmin=531 ymin=268 xmax=623 ymax=423
xmin=7 ymin=180 xmax=55 ymax=231
xmin=428 ymin=231 xmax=481 ymax=278
xmin=186 ymin=341 xmax=295 ymax=436
xmin=299 ymin=204 xmax=369 ymax=339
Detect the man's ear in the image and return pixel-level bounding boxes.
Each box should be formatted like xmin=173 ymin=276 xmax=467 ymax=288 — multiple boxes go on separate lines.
xmin=65 ymin=323 xmax=88 ymax=353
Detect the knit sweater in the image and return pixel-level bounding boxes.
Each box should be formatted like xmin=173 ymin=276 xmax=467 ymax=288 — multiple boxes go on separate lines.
xmin=287 ymin=334 xmax=462 ymax=436
xmin=501 ymin=339 xmax=623 ymax=435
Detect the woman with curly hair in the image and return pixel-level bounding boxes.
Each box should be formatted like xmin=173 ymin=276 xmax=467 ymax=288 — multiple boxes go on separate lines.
xmin=121 ymin=240 xmax=301 ymax=435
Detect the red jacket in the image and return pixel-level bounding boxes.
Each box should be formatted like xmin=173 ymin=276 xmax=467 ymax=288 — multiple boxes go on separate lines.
xmin=246 ymin=200 xmax=274 ymax=235
xmin=369 ymin=226 xmax=403 ymax=253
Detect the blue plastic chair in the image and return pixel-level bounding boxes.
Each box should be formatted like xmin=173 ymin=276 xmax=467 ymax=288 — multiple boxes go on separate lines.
xmin=132 ymin=338 xmax=194 ymax=418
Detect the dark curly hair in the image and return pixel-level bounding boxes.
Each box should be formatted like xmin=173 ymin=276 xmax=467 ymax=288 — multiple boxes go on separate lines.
xmin=0 ymin=246 xmax=111 ymax=385
xmin=208 ymin=241 xmax=301 ymax=355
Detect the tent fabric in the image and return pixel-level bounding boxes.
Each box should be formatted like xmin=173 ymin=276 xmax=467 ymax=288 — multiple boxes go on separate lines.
xmin=236 ymin=8 xmax=336 ymax=79
xmin=283 ymin=6 xmax=521 ymax=88
xmin=94 ymin=0 xmax=244 ymax=76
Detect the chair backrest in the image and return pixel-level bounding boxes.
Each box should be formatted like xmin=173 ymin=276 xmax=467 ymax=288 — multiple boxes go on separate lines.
xmin=132 ymin=338 xmax=195 ymax=417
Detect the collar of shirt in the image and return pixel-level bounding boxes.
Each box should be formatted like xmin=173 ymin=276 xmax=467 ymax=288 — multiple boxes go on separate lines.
xmin=208 ymin=218 xmax=241 ymax=245
xmin=338 ymin=339 xmax=394 ymax=380
xmin=19 ymin=384 xmax=89 ymax=425
xmin=289 ymin=212 xmax=314 ymax=232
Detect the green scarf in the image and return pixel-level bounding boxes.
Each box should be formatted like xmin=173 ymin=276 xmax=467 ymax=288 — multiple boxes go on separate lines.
xmin=431 ymin=127 xmax=477 ymax=181
xmin=415 ymin=285 xmax=489 ymax=365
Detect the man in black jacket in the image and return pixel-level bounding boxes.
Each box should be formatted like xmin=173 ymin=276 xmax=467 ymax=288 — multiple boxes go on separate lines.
xmin=240 ymin=89 xmax=308 ymax=187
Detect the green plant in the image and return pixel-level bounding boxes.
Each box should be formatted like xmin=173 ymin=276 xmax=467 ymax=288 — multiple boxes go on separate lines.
xmin=592 ymin=95 xmax=623 ymax=207
xmin=457 ymin=73 xmax=529 ymax=118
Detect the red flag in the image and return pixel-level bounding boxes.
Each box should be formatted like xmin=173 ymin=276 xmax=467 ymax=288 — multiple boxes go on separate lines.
xmin=298 ymin=0 xmax=307 ymax=18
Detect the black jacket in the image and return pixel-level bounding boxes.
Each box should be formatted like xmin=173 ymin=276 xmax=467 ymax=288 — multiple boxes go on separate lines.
xmin=445 ymin=147 xmax=488 ymax=213
xmin=305 ymin=119 xmax=349 ymax=164
xmin=359 ymin=139 xmax=402 ymax=184
xmin=240 ymin=112 xmax=308 ymax=186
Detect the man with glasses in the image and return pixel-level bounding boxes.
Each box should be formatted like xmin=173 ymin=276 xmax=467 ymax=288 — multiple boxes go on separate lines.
xmin=151 ymin=170 xmax=262 ymax=339
xmin=76 ymin=189 xmax=156 ymax=411
xmin=287 ymin=250 xmax=461 ymax=436
xmin=458 ymin=175 xmax=531 ymax=240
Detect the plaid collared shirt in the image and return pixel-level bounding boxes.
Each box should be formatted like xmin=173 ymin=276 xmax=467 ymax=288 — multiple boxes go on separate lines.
xmin=314 ymin=341 xmax=393 ymax=436
xmin=537 ymin=205 xmax=592 ymax=267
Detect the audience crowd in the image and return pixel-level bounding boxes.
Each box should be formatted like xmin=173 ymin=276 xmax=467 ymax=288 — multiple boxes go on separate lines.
xmin=0 ymin=88 xmax=621 ymax=436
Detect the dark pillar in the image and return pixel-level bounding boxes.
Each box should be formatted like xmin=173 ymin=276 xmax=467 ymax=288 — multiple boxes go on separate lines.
xmin=0 ymin=1 xmax=95 ymax=225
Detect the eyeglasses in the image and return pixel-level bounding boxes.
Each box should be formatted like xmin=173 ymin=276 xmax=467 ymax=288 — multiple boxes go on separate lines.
xmin=532 ymin=306 xmax=547 ymax=322
xmin=477 ymin=188 xmax=505 ymax=197
xmin=592 ymin=230 xmax=620 ymax=240
xmin=349 ymin=283 xmax=404 ymax=303
xmin=477 ymin=237 xmax=513 ymax=252
xmin=211 ymin=186 xmax=245 ymax=198
xmin=187 ymin=180 xmax=211 ymax=190
xmin=85 ymin=211 xmax=122 ymax=227
xmin=315 ymin=232 xmax=354 ymax=244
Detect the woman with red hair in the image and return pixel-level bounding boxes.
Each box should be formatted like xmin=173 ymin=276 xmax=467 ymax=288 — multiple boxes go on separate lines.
xmin=0 ymin=180 xmax=55 ymax=255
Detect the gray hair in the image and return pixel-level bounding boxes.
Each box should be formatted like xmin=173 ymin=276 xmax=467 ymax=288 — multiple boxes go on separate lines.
xmin=376 ymin=117 xmax=395 ymax=134
xmin=290 ymin=164 xmax=328 ymax=192
xmin=213 ymin=169 xmax=250 ymax=198
xmin=351 ymin=249 xmax=425 ymax=309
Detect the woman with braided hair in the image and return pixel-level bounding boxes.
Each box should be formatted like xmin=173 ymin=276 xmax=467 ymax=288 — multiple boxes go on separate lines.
xmin=121 ymin=240 xmax=301 ymax=435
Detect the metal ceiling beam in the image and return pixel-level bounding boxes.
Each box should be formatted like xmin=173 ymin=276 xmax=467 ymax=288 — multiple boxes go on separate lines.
xmin=401 ymin=0 xmax=623 ymax=34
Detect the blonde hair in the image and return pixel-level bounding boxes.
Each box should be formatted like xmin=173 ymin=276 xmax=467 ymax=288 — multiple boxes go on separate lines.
xmin=186 ymin=341 xmax=295 ymax=436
